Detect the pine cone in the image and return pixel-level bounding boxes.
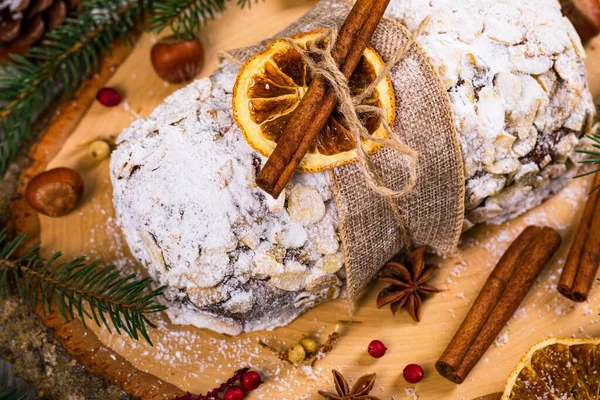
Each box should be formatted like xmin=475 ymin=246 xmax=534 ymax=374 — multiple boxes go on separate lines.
xmin=0 ymin=0 xmax=80 ymax=62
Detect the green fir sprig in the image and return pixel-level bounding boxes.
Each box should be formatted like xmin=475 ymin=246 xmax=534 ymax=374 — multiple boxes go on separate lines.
xmin=576 ymin=127 xmax=600 ymax=192
xmin=0 ymin=229 xmax=167 ymax=346
xmin=0 ymin=0 xmax=260 ymax=177
xmin=0 ymin=0 xmax=149 ymax=176
xmin=147 ymin=0 xmax=257 ymax=40
xmin=0 ymin=388 xmax=27 ymax=400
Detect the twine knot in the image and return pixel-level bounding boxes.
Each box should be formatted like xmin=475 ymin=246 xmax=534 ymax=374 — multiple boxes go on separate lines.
xmin=283 ymin=16 xmax=431 ymax=246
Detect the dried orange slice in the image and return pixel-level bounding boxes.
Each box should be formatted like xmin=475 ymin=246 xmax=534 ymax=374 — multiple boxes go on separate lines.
xmin=501 ymin=337 xmax=600 ymax=399
xmin=232 ymin=30 xmax=395 ymax=173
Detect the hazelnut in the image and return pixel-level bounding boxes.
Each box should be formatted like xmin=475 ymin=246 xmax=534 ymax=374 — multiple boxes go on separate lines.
xmin=88 ymin=139 xmax=112 ymax=161
xmin=26 ymin=167 xmax=84 ymax=217
xmin=150 ymin=35 xmax=205 ymax=84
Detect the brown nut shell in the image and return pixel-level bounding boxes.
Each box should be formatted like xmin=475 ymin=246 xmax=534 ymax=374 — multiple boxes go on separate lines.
xmin=26 ymin=167 xmax=84 ymax=217
xmin=150 ymin=35 xmax=204 ymax=84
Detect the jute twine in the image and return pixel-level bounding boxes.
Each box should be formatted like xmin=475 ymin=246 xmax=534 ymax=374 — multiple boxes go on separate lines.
xmin=224 ymin=0 xmax=464 ymax=308
xmin=281 ymin=16 xmax=430 ymax=245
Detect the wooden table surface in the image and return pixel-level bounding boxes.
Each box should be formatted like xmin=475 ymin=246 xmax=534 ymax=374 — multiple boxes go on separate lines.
xmin=27 ymin=0 xmax=600 ymax=398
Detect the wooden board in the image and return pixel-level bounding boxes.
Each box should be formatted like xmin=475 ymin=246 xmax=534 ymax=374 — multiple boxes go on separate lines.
xmin=20 ymin=1 xmax=600 ymax=399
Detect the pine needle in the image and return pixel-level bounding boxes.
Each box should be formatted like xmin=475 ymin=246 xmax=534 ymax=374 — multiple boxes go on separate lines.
xmin=0 ymin=229 xmax=167 ymax=346
xmin=0 ymin=0 xmax=261 ymax=176
xmin=147 ymin=0 xmax=260 ymax=40
xmin=576 ymin=127 xmax=600 ymax=193
xmin=0 ymin=388 xmax=27 ymax=400
xmin=0 ymin=0 xmax=149 ymax=176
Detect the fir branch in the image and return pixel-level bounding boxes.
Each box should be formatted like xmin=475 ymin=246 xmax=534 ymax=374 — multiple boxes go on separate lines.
xmin=147 ymin=0 xmax=258 ymax=40
xmin=0 ymin=0 xmax=262 ymax=176
xmin=0 ymin=229 xmax=167 ymax=346
xmin=0 ymin=0 xmax=149 ymax=176
xmin=0 ymin=388 xmax=27 ymax=400
xmin=576 ymin=127 xmax=600 ymax=192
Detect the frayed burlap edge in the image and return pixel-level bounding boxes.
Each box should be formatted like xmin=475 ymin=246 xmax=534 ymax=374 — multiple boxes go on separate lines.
xmin=329 ymin=15 xmax=465 ymax=310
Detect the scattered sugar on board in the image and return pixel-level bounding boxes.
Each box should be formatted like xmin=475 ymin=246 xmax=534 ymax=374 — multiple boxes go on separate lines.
xmin=86 ymin=61 xmax=595 ymax=399
xmin=405 ymin=387 xmax=418 ymax=399
xmin=494 ymin=331 xmax=509 ymax=347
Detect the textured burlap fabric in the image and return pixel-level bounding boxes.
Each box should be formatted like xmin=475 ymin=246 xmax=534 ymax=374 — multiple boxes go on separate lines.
xmin=223 ymin=0 xmax=465 ymax=307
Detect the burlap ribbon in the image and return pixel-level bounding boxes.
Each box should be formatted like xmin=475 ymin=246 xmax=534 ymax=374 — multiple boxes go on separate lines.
xmin=222 ymin=0 xmax=465 ymax=308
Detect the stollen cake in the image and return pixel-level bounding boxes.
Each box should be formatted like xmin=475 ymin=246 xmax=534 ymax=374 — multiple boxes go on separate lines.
xmin=111 ymin=0 xmax=595 ymax=334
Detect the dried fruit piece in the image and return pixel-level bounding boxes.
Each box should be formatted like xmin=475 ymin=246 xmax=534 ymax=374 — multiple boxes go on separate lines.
xmin=216 ymin=160 xmax=234 ymax=189
xmin=232 ymin=30 xmax=395 ymax=172
xmin=191 ymin=248 xmax=231 ymax=288
xmin=223 ymin=386 xmax=244 ymax=400
xmin=510 ymin=44 xmax=553 ymax=75
xmin=222 ymin=291 xmax=253 ymax=313
xmin=501 ymin=337 xmax=600 ymax=399
xmin=311 ymin=221 xmax=339 ymax=255
xmin=96 ymin=87 xmax=121 ymax=107
xmin=403 ymin=363 xmax=424 ymax=384
xmin=241 ymin=371 xmax=262 ymax=391
xmin=26 ymin=167 xmax=84 ymax=217
xmin=276 ymin=223 xmax=308 ymax=249
xmin=368 ymin=339 xmax=387 ymax=358
xmin=265 ymin=188 xmax=285 ymax=212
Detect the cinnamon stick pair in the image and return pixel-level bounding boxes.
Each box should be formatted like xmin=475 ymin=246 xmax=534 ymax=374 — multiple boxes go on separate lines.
xmin=558 ymin=172 xmax=600 ymax=302
xmin=256 ymin=0 xmax=391 ymax=199
xmin=436 ymin=226 xmax=562 ymax=384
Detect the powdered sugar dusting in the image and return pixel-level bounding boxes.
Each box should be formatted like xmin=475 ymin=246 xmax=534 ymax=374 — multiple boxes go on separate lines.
xmin=111 ymin=63 xmax=343 ymax=334
xmin=386 ymin=0 xmax=595 ymax=227
xmin=111 ymin=0 xmax=594 ymax=336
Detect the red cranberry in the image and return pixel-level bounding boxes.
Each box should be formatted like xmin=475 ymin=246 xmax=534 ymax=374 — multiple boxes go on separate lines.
xmin=241 ymin=370 xmax=262 ymax=391
xmin=367 ymin=340 xmax=387 ymax=358
xmin=223 ymin=386 xmax=244 ymax=400
xmin=96 ymin=87 xmax=121 ymax=107
xmin=403 ymin=363 xmax=424 ymax=384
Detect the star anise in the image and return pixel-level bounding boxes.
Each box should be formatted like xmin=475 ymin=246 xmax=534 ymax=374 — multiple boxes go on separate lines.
xmin=318 ymin=370 xmax=380 ymax=400
xmin=376 ymin=246 xmax=441 ymax=322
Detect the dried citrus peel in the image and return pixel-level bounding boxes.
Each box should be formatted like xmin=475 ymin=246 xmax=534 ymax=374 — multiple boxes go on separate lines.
xmin=501 ymin=337 xmax=600 ymax=399
xmin=232 ymin=30 xmax=395 ymax=173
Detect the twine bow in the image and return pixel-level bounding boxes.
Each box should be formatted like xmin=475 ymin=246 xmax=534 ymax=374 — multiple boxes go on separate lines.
xmin=282 ymin=17 xmax=431 ymax=245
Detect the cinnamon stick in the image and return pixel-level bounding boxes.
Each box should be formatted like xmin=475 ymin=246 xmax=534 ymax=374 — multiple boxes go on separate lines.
xmin=256 ymin=0 xmax=392 ymax=198
xmin=436 ymin=226 xmax=542 ymax=381
xmin=558 ymin=172 xmax=600 ymax=302
xmin=436 ymin=226 xmax=562 ymax=384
